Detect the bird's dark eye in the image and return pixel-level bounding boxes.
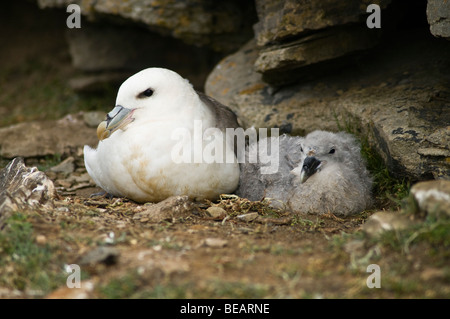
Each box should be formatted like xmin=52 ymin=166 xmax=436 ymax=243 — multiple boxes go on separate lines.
xmin=329 ymin=148 xmax=335 ymax=154
xmin=138 ymin=88 xmax=154 ymax=98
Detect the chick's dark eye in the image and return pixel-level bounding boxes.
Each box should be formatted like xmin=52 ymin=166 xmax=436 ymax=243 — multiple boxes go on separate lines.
xmin=138 ymin=88 xmax=154 ymax=98
xmin=329 ymin=148 xmax=335 ymax=154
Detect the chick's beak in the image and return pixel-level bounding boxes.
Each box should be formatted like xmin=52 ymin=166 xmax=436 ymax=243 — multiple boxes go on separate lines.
xmin=300 ymin=156 xmax=322 ymax=183
xmin=97 ymin=105 xmax=135 ymax=141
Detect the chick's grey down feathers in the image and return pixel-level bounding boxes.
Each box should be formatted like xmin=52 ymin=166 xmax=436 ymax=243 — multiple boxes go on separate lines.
xmin=236 ymin=130 xmax=373 ymax=217
xmin=237 ymin=134 xmax=304 ymax=203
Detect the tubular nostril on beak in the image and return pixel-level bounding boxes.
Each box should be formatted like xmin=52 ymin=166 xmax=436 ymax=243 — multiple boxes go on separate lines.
xmin=303 ymin=156 xmax=321 ymax=171
xmin=299 ymin=156 xmax=321 ymax=183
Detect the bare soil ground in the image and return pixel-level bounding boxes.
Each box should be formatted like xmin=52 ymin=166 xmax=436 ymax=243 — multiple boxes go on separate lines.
xmin=2 ymin=166 xmax=448 ymax=299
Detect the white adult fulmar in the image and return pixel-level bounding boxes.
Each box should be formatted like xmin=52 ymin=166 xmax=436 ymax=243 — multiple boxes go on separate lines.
xmin=84 ymin=68 xmax=240 ymax=203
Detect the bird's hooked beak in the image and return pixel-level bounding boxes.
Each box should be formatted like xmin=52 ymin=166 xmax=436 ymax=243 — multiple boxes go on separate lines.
xmin=299 ymin=156 xmax=322 ymax=183
xmin=97 ymin=105 xmax=136 ymax=141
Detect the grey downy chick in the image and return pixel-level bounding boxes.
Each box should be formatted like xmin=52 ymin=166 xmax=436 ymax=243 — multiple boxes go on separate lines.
xmin=288 ymin=130 xmax=373 ymax=217
xmin=236 ymin=130 xmax=372 ymax=217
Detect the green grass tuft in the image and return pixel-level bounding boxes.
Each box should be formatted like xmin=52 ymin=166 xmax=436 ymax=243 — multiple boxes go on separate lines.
xmin=0 ymin=213 xmax=67 ymax=294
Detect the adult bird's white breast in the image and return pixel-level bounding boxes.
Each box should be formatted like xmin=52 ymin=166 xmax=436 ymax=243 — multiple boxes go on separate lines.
xmin=84 ymin=68 xmax=240 ymax=203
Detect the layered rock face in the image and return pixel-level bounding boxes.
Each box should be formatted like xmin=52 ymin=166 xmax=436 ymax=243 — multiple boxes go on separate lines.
xmin=36 ymin=0 xmax=257 ymax=90
xmin=205 ymin=0 xmax=449 ymax=181
xmin=38 ymin=0 xmax=256 ymax=52
xmin=252 ymin=0 xmax=391 ymax=85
